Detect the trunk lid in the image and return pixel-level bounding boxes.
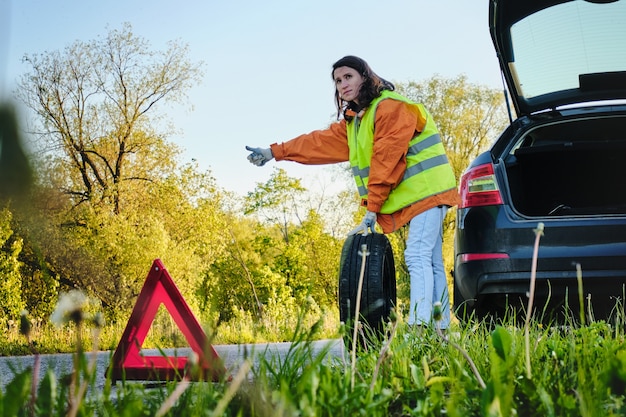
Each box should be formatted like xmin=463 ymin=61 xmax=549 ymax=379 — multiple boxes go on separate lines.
xmin=490 ymin=0 xmax=626 ymax=117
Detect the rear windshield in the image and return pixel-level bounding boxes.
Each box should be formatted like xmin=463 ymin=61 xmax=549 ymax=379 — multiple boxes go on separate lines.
xmin=510 ymin=1 xmax=626 ymax=99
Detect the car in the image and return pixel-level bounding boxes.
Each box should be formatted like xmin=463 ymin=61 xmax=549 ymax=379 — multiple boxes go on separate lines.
xmin=453 ymin=0 xmax=626 ymax=323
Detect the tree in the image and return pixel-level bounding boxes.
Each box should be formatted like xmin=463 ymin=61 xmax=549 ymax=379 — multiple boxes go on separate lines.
xmin=0 ymin=208 xmax=25 ymax=325
xmin=300 ymin=164 xmax=359 ymax=239
xmin=216 ymin=170 xmax=346 ymax=329
xmin=275 ymin=210 xmax=342 ymax=308
xmin=16 ymin=22 xmax=203 ymax=215
xmin=244 ymin=168 xmax=307 ymax=243
xmin=12 ymin=24 xmax=222 ymax=320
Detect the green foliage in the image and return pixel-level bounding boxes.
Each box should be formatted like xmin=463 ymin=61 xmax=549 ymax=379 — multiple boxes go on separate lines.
xmin=4 ymin=308 xmax=626 ymax=415
xmin=35 ymin=369 xmax=58 ymax=417
xmin=12 ymin=156 xmax=231 ymax=323
xmin=244 ymin=167 xmax=308 ymax=244
xmin=482 ymin=326 xmax=517 ymax=416
xmin=17 ymin=23 xmax=203 ymax=215
xmin=245 ymin=168 xmax=307 ymax=216
xmin=201 ymin=170 xmax=346 ymax=342
xmin=273 ymin=210 xmax=342 ymax=307
xmin=1 ymin=368 xmax=31 ymax=417
xmin=10 ymin=24 xmax=213 ymax=323
xmin=229 ymin=314 xmax=626 ymax=416
xmin=0 ymin=208 xmax=25 ymax=325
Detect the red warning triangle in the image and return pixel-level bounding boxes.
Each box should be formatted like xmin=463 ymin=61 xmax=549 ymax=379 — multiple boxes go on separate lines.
xmin=110 ymin=259 xmax=226 ymax=382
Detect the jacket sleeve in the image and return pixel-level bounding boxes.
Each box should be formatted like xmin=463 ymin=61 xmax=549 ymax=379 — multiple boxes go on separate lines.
xmin=270 ymin=120 xmax=350 ymax=165
xmin=365 ymin=99 xmax=419 ymax=213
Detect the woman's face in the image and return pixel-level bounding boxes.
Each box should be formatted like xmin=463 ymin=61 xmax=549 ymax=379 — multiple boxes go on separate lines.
xmin=333 ymin=66 xmax=364 ymax=103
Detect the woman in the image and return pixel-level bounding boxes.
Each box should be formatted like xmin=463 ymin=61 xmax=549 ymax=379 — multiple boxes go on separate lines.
xmin=246 ymin=55 xmax=460 ymax=328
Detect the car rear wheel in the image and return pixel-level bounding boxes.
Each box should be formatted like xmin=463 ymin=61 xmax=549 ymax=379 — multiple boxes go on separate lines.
xmin=338 ymin=233 xmax=396 ymax=344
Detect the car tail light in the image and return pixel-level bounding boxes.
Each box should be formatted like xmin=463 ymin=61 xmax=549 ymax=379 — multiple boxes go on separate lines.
xmin=459 ymin=163 xmax=503 ymax=208
xmin=459 ymin=253 xmax=509 ymax=263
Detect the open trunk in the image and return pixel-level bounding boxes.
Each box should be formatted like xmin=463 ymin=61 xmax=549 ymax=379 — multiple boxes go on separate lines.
xmin=504 ymin=115 xmax=626 ymax=217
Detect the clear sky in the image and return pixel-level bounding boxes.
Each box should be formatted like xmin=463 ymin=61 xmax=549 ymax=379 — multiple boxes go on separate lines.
xmin=0 ymin=0 xmax=503 ymax=197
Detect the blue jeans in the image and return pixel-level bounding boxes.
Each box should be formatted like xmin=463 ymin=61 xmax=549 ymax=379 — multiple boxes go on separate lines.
xmin=405 ymin=205 xmax=450 ymax=328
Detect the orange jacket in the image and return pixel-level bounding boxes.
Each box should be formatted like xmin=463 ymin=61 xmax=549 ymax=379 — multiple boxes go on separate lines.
xmin=270 ymin=99 xmax=461 ymax=233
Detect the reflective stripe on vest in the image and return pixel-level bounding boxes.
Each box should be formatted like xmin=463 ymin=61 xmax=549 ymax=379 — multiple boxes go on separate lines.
xmin=347 ymin=90 xmax=457 ymax=214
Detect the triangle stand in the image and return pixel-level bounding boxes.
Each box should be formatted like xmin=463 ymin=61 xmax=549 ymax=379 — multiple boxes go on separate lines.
xmin=109 ymin=259 xmax=226 ymax=382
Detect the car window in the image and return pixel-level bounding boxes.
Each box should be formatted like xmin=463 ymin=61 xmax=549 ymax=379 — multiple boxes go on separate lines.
xmin=509 ymin=1 xmax=626 ymax=100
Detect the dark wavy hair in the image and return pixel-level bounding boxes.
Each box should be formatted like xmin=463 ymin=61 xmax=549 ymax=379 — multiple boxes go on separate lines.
xmin=331 ymin=55 xmax=395 ymax=121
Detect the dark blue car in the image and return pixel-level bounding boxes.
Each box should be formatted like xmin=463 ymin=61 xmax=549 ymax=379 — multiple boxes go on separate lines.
xmin=453 ymin=0 xmax=626 ymax=322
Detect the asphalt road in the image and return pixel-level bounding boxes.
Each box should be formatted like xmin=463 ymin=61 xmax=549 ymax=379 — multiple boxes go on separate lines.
xmin=0 ymin=339 xmax=345 ymax=391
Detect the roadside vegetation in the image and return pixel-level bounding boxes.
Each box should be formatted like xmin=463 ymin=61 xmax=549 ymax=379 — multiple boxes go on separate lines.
xmin=10 ymin=23 xmax=626 ymax=416
xmin=3 ymin=292 xmax=626 ymax=416
xmin=0 ymin=23 xmax=508 ymax=351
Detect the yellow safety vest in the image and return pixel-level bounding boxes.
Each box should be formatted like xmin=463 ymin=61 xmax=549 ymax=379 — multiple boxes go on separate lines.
xmin=347 ymin=90 xmax=457 ymax=214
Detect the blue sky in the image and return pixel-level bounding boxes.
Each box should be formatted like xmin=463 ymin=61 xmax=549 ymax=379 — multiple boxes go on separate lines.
xmin=1 ymin=0 xmax=502 ymax=197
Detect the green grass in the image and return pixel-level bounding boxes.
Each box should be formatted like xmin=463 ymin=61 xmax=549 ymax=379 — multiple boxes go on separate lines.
xmin=1 ymin=304 xmax=341 ymax=355
xmin=3 ymin=304 xmax=626 ymax=416
xmin=6 ymin=223 xmax=625 ymax=415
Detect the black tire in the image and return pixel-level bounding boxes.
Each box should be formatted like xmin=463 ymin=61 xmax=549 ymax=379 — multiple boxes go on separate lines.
xmin=338 ymin=233 xmax=396 ymax=339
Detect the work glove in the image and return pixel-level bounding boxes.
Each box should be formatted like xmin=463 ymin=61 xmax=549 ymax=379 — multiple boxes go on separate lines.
xmin=348 ymin=211 xmax=377 ymax=236
xmin=246 ymin=146 xmax=274 ymax=166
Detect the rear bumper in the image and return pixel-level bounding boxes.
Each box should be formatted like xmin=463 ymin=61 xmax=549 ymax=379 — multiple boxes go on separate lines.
xmin=454 ymin=205 xmax=626 ymax=317
xmin=454 ymin=258 xmax=626 ymax=315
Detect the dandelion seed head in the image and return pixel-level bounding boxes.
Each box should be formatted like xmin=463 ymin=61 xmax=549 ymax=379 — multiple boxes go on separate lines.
xmin=92 ymin=311 xmax=105 ymax=329
xmin=432 ymin=302 xmax=443 ymax=322
xmin=50 ymin=290 xmax=89 ymax=327
xmin=19 ymin=310 xmax=32 ymax=338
